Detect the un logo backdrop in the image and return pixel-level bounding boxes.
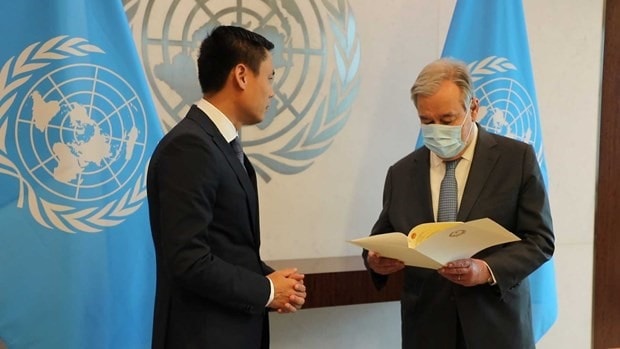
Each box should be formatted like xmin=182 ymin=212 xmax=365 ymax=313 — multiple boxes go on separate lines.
xmin=470 ymin=57 xmax=546 ymax=167
xmin=0 ymin=37 xmax=150 ymax=233
xmin=0 ymin=2 xmax=161 ymax=348
xmin=125 ymin=0 xmax=361 ymax=182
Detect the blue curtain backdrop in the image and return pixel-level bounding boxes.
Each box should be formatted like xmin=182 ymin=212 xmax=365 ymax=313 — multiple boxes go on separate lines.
xmin=0 ymin=1 xmax=162 ymax=348
xmin=415 ymin=0 xmax=559 ymax=341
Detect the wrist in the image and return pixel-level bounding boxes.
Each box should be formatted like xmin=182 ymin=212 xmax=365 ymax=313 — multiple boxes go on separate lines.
xmin=480 ymin=260 xmax=497 ymax=286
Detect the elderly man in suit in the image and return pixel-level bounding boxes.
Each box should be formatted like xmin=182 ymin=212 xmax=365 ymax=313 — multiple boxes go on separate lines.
xmin=147 ymin=25 xmax=306 ymax=349
xmin=364 ymin=58 xmax=554 ymax=349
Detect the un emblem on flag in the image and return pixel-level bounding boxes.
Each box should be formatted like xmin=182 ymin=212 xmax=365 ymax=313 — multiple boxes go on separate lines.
xmin=0 ymin=36 xmax=148 ymax=233
xmin=469 ymin=56 xmax=543 ymax=158
xmin=126 ymin=0 xmax=360 ymax=181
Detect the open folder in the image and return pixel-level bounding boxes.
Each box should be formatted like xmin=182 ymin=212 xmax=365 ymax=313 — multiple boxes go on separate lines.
xmin=349 ymin=218 xmax=520 ymax=269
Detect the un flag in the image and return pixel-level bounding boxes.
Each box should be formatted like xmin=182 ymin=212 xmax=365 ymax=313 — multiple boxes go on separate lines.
xmin=0 ymin=1 xmax=162 ymax=348
xmin=439 ymin=0 xmax=558 ymax=342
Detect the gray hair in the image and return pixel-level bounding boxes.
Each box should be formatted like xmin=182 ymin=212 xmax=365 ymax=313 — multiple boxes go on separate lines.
xmin=410 ymin=58 xmax=474 ymax=109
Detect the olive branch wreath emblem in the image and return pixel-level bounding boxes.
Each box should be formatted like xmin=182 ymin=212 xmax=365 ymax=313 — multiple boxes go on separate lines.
xmin=467 ymin=56 xmax=518 ymax=125
xmin=467 ymin=56 xmax=544 ymax=166
xmin=122 ymin=0 xmax=361 ymax=182
xmin=0 ymin=36 xmax=148 ymax=234
xmin=467 ymin=56 xmax=516 ymax=82
xmin=247 ymin=0 xmax=361 ymax=182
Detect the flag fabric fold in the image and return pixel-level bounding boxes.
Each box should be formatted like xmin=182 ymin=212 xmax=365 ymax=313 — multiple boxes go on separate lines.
xmin=0 ymin=1 xmax=162 ymax=348
xmin=423 ymin=0 xmax=558 ymax=341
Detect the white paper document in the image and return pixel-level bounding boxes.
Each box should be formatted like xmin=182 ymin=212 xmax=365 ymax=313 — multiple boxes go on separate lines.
xmin=349 ymin=218 xmax=520 ymax=269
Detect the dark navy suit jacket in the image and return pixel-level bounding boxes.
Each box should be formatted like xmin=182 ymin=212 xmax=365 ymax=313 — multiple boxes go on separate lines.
xmin=147 ymin=105 xmax=273 ymax=349
xmin=365 ymin=126 xmax=554 ymax=349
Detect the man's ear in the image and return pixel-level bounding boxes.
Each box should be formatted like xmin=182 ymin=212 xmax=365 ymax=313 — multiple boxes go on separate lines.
xmin=233 ymin=64 xmax=248 ymax=90
xmin=471 ymin=97 xmax=481 ymax=121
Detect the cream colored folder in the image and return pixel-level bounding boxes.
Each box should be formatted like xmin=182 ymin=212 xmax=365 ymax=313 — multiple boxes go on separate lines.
xmin=349 ymin=218 xmax=520 ymax=269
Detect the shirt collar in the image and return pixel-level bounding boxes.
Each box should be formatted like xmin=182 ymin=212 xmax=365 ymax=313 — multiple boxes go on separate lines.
xmin=195 ymin=98 xmax=238 ymax=143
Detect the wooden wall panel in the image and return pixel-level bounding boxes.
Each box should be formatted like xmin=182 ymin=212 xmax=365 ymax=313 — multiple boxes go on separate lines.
xmin=593 ymin=0 xmax=620 ymax=348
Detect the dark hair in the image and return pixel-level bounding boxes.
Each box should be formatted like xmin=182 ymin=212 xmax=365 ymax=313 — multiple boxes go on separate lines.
xmin=197 ymin=25 xmax=274 ymax=94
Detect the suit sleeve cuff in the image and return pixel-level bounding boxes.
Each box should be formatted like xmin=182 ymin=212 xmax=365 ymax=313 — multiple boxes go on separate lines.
xmin=265 ymin=277 xmax=275 ymax=307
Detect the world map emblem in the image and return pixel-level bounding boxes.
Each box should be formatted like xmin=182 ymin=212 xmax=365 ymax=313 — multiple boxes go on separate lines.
xmin=125 ymin=0 xmax=361 ymax=181
xmin=469 ymin=56 xmax=546 ymax=165
xmin=0 ymin=36 xmax=149 ymax=233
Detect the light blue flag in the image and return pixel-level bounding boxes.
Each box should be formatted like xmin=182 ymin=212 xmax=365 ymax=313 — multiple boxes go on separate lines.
xmin=416 ymin=0 xmax=558 ymax=341
xmin=0 ymin=1 xmax=162 ymax=348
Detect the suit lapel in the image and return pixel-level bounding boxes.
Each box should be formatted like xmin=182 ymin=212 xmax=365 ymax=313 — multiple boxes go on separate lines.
xmin=187 ymin=107 xmax=260 ymax=246
xmin=410 ymin=150 xmax=435 ymax=224
xmin=458 ymin=127 xmax=499 ymax=221
xmin=215 ymin=135 xmax=261 ymax=248
xmin=243 ymin=157 xmax=261 ymax=247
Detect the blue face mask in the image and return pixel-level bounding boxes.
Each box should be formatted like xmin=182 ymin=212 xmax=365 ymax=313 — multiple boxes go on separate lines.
xmin=420 ymin=108 xmax=473 ymax=159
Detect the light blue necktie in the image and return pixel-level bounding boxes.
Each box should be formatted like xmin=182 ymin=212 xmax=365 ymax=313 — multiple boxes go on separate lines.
xmin=437 ymin=159 xmax=460 ymax=222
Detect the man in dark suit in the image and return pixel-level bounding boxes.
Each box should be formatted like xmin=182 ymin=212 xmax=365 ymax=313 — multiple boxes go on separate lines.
xmin=364 ymin=58 xmax=554 ymax=349
xmin=147 ymin=25 xmax=306 ymax=349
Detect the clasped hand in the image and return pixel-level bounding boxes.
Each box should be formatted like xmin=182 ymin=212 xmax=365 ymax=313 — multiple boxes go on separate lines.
xmin=267 ymin=268 xmax=306 ymax=313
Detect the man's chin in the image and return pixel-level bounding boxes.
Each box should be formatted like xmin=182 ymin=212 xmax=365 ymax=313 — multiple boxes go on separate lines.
xmin=243 ymin=116 xmax=264 ymax=127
